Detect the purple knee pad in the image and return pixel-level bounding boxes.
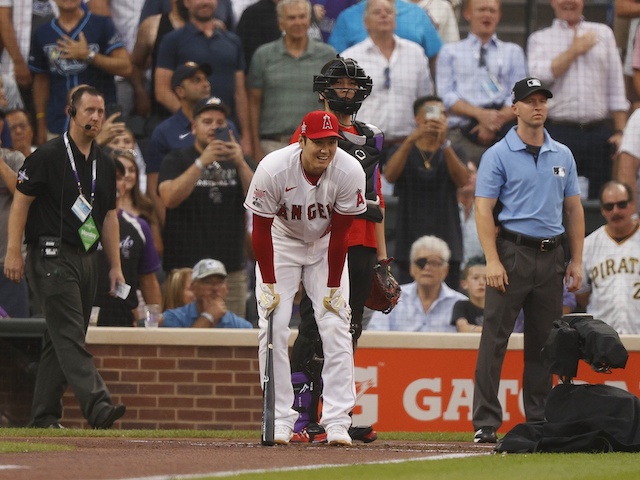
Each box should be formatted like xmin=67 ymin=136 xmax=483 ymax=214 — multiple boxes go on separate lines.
xmin=292 ymin=371 xmax=321 ymax=432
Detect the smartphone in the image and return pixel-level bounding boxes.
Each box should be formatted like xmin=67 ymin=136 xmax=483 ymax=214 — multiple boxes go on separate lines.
xmin=214 ymin=127 xmax=232 ymax=142
xmin=425 ymin=105 xmax=442 ymax=120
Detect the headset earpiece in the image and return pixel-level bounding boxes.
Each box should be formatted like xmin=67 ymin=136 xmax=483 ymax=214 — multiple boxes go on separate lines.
xmin=69 ymin=105 xmax=76 ymax=117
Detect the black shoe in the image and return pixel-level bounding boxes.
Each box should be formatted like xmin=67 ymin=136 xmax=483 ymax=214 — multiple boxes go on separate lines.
xmin=474 ymin=426 xmax=497 ymax=443
xmin=349 ymin=425 xmax=378 ymax=443
xmin=47 ymin=423 xmax=66 ymax=429
xmin=93 ymin=404 xmax=126 ymax=429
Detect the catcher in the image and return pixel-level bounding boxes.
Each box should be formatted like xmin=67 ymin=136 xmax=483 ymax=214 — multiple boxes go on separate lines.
xmin=288 ymin=56 xmax=400 ymax=443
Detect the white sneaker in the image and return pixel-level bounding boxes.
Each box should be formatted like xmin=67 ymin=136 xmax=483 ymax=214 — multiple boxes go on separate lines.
xmin=326 ymin=424 xmax=352 ymax=446
xmin=274 ymin=425 xmax=293 ymax=445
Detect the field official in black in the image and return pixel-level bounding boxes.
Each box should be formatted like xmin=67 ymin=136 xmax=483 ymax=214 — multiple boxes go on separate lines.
xmin=4 ymin=85 xmax=127 ymax=429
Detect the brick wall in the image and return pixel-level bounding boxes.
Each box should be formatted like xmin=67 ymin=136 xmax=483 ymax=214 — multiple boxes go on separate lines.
xmin=60 ymin=329 xmax=264 ymax=430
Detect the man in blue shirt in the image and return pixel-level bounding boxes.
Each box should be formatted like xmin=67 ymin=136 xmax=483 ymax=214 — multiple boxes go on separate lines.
xmin=328 ymin=0 xmax=442 ymax=69
xmin=162 ymin=258 xmax=252 ymax=328
xmin=145 ymin=62 xmax=212 ymax=224
xmin=472 ymin=77 xmax=584 ymax=444
xmin=29 ymin=0 xmax=131 ymax=143
xmin=436 ymin=0 xmax=526 ymax=166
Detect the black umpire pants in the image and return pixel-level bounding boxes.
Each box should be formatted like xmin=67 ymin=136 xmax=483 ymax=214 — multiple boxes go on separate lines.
xmin=27 ymin=244 xmax=114 ymax=428
xmin=472 ymin=237 xmax=565 ymax=431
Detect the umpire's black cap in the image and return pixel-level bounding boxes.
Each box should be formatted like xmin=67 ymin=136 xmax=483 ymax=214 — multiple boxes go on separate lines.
xmin=511 ymin=77 xmax=553 ymax=104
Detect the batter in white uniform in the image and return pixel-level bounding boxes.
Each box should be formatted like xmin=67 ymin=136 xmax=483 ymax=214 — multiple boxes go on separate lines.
xmin=244 ymin=110 xmax=366 ymax=445
xmin=578 ymin=181 xmax=640 ymax=334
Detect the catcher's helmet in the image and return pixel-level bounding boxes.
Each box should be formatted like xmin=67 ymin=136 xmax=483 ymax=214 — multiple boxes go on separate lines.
xmin=313 ymin=56 xmax=373 ymax=115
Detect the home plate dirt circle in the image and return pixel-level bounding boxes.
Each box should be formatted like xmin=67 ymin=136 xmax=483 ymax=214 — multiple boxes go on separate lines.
xmin=0 ymin=437 xmax=495 ymax=480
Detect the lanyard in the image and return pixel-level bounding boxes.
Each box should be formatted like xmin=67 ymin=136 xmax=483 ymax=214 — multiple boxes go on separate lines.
xmin=63 ymin=132 xmax=96 ymax=206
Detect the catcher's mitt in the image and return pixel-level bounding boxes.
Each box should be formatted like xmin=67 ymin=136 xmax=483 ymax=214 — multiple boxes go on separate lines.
xmin=365 ymin=258 xmax=401 ymax=314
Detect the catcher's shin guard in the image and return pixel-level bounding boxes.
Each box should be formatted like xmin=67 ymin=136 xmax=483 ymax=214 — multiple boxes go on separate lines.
xmin=292 ymin=371 xmax=323 ymax=432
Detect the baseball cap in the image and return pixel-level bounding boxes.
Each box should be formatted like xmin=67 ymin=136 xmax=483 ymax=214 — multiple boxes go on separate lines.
xmin=191 ymin=259 xmax=228 ymax=280
xmin=300 ymin=110 xmax=344 ymax=140
xmin=192 ymin=96 xmax=230 ymax=118
xmin=511 ymin=77 xmax=553 ymax=104
xmin=171 ymin=62 xmax=212 ymax=90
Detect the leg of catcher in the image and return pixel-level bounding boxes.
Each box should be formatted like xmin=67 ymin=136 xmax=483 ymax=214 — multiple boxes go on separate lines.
xmin=346 ymin=246 xmax=377 ymax=349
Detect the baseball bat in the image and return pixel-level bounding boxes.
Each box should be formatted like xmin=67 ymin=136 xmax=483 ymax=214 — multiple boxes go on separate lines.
xmin=261 ymin=310 xmax=275 ymax=446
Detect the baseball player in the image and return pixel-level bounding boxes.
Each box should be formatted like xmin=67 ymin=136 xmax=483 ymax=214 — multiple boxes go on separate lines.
xmin=245 ymin=110 xmax=366 ymax=446
xmin=288 ymin=56 xmax=387 ymax=443
xmin=577 ymin=181 xmax=640 ymax=334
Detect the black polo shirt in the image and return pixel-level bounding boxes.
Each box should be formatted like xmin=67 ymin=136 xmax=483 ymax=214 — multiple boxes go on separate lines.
xmin=158 ymin=145 xmax=246 ymax=272
xmin=17 ymin=134 xmax=116 ymax=250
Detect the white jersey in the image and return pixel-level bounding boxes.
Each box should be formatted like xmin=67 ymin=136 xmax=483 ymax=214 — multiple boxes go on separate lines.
xmin=244 ymin=143 xmax=367 ymax=243
xmin=582 ymin=225 xmax=640 ymax=334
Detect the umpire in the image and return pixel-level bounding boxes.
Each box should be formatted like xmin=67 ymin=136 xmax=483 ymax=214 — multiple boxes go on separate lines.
xmin=472 ymin=78 xmax=584 ymax=443
xmin=4 ymin=85 xmax=126 ymax=429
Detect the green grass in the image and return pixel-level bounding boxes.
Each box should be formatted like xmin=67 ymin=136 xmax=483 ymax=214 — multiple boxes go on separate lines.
xmin=201 ymin=453 xmax=640 ymax=480
xmin=0 ymin=441 xmax=73 ymax=453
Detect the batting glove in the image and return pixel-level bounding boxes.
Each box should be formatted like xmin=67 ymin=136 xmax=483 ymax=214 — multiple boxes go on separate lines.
xmin=258 ymin=283 xmax=280 ymax=315
xmin=323 ymin=287 xmax=351 ymax=323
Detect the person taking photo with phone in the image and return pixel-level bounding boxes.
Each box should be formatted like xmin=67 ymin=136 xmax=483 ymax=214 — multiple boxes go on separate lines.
xmin=158 ymin=96 xmax=254 ymax=317
xmin=383 ymin=95 xmax=470 ymax=288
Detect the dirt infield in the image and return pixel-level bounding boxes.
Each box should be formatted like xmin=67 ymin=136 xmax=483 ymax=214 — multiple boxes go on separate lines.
xmin=0 ymin=437 xmax=495 ymax=479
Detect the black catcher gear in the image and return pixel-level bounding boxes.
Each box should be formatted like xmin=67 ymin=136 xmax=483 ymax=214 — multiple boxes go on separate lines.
xmin=313 ymin=56 xmax=373 ymax=115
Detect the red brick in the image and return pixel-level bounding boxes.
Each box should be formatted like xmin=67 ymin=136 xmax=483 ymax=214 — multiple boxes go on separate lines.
xmin=158 ymin=371 xmax=195 ymax=383
xmin=159 ymin=345 xmax=197 ymax=357
xmin=196 ymin=397 xmax=232 ymax=409
xmin=100 ymin=370 xmax=120 ymax=382
xmin=178 ymin=410 xmax=214 ymax=422
xmin=197 ymin=346 xmax=233 ymax=358
xmin=215 ymin=359 xmax=252 ymax=371
xmin=215 ymin=410 xmax=253 ymax=422
xmin=121 ymin=345 xmax=159 ymax=357
xmin=235 ymin=372 xmax=259 ymax=384
xmin=121 ymin=370 xmax=157 ymax=382
xmin=234 ymin=348 xmax=257 ymax=359
xmin=103 ymin=357 xmax=140 ymax=369
xmin=108 ymin=383 xmax=139 ymax=395
xmin=140 ymin=358 xmax=177 ymax=370
xmin=120 ymin=396 xmax=157 ymax=407
xmin=158 ymin=397 xmax=195 ymax=408
xmin=139 ymin=383 xmax=175 ymax=395
xmin=157 ymin=422 xmax=197 ymax=429
xmin=215 ymin=384 xmax=252 ymax=396
xmin=195 ymin=372 xmax=232 ymax=383
xmin=178 ymin=358 xmax=214 ymax=370
xmin=89 ymin=345 xmax=122 ymax=356
xmin=139 ymin=409 xmax=176 ymax=421
xmin=177 ymin=384 xmax=213 ymax=396
xmin=235 ymin=397 xmax=261 ymax=410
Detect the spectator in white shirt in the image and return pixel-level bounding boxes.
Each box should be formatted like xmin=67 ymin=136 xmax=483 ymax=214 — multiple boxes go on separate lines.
xmin=616 ymin=108 xmax=640 ymax=204
xmin=341 ymin=0 xmax=433 ymax=147
xmin=527 ymin=0 xmax=629 ymax=199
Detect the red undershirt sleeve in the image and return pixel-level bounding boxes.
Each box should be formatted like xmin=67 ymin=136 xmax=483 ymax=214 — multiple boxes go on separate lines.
xmin=252 ymin=214 xmax=276 ymax=284
xmin=327 ymin=211 xmax=355 ymax=288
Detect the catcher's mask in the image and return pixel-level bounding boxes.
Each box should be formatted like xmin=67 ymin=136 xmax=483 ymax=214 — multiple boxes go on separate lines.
xmin=313 ymin=56 xmax=373 ymax=116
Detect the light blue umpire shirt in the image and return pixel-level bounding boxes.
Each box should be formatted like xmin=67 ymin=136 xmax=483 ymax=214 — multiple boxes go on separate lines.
xmin=475 ymin=126 xmax=580 ymax=238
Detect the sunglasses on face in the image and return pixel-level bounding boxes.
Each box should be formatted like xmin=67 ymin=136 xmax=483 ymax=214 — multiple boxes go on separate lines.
xmin=602 ymin=200 xmax=629 ymax=212
xmin=413 ymin=257 xmax=447 ymax=269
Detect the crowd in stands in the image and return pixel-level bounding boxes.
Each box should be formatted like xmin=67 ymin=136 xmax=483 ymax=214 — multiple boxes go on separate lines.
xmin=0 ymin=0 xmax=638 ymax=334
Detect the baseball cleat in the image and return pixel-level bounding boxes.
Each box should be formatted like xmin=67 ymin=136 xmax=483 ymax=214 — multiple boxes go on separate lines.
xmin=291 ymin=423 xmax=327 ymax=443
xmin=274 ymin=425 xmax=293 ymax=445
xmin=349 ymin=425 xmax=378 ymax=443
xmin=327 ymin=424 xmax=352 ymax=446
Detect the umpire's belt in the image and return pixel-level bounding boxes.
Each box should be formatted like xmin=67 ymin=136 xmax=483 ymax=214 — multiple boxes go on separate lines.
xmin=500 ymin=229 xmax=563 ymax=252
